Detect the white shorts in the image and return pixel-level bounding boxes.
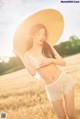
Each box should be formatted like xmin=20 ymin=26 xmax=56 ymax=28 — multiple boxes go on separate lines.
xmin=45 ymin=71 xmax=75 ymax=102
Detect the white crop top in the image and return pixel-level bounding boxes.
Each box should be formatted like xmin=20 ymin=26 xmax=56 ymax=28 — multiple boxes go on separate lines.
xmin=28 ymin=54 xmax=43 ymax=69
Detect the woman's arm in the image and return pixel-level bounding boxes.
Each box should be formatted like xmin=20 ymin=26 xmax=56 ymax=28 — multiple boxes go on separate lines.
xmin=50 ymin=45 xmax=66 ymax=66
xmin=13 ymin=50 xmax=36 ymax=76
xmin=37 ymin=46 xmax=66 ymax=67
xmin=38 ymin=58 xmax=54 ymax=67
xmin=21 ymin=54 xmax=37 ymax=76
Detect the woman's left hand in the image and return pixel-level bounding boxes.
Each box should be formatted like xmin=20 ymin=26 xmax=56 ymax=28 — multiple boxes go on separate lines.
xmin=38 ymin=58 xmax=54 ymax=67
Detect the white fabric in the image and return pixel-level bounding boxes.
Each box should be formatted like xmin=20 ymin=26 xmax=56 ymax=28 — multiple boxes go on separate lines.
xmin=45 ymin=71 xmax=75 ymax=102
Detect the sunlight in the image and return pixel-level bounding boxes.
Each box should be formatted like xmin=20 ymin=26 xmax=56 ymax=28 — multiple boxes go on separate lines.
xmin=0 ymin=59 xmax=2 ymax=63
xmin=0 ymin=0 xmax=80 ymax=57
xmin=3 ymin=57 xmax=10 ymax=63
xmin=0 ymin=24 xmax=19 ymax=57
xmin=0 ymin=56 xmax=10 ymax=63
xmin=0 ymin=49 xmax=15 ymax=57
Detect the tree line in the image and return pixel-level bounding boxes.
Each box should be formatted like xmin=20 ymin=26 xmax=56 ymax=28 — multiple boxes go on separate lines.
xmin=0 ymin=35 xmax=80 ymax=75
xmin=54 ymin=35 xmax=80 ymax=57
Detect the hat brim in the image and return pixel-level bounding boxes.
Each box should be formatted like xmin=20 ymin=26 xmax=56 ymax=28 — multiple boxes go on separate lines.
xmin=13 ymin=9 xmax=64 ymax=53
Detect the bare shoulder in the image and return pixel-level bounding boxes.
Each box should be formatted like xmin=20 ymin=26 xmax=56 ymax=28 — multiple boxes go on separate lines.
xmin=48 ymin=44 xmax=63 ymax=59
xmin=23 ymin=50 xmax=31 ymax=58
xmin=49 ymin=44 xmax=57 ymax=52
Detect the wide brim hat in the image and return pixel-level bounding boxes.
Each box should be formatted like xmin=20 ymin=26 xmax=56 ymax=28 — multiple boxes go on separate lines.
xmin=13 ymin=9 xmax=64 ymax=53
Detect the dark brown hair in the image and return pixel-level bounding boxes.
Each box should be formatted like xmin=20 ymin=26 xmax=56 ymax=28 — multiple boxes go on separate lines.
xmin=30 ymin=24 xmax=56 ymax=58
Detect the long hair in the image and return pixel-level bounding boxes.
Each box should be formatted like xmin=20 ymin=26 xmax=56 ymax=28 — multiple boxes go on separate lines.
xmin=30 ymin=24 xmax=56 ymax=58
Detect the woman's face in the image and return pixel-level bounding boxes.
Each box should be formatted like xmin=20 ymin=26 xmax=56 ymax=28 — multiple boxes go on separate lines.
xmin=32 ymin=28 xmax=46 ymax=45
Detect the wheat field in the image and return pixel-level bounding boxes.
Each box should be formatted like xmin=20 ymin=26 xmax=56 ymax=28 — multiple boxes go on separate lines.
xmin=0 ymin=54 xmax=80 ymax=119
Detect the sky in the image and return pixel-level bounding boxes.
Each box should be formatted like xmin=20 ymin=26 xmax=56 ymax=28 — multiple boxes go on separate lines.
xmin=0 ymin=0 xmax=80 ymax=57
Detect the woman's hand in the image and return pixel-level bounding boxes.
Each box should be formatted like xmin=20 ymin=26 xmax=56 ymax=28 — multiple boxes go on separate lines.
xmin=38 ymin=58 xmax=54 ymax=68
xmin=51 ymin=58 xmax=66 ymax=66
xmin=28 ymin=55 xmax=55 ymax=69
xmin=38 ymin=57 xmax=66 ymax=67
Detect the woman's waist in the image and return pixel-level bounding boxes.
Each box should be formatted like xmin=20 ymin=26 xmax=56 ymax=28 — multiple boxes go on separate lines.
xmin=42 ymin=70 xmax=62 ymax=84
xmin=45 ymin=70 xmax=62 ymax=84
xmin=35 ymin=68 xmax=63 ymax=84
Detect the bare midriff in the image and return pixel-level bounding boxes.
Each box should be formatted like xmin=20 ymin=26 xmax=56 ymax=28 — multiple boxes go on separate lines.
xmin=37 ymin=63 xmax=62 ymax=84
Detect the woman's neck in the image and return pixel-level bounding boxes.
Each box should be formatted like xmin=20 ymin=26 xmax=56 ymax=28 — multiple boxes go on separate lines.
xmin=31 ymin=44 xmax=43 ymax=53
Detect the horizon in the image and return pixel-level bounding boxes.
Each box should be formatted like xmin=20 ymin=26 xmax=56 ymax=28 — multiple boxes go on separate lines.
xmin=0 ymin=35 xmax=79 ymax=58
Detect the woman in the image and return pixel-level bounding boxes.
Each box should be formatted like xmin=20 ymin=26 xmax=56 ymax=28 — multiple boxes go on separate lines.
xmin=15 ymin=24 xmax=77 ymax=119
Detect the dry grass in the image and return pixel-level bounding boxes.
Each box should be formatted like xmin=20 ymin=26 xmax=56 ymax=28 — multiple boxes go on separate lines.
xmin=0 ymin=53 xmax=80 ymax=119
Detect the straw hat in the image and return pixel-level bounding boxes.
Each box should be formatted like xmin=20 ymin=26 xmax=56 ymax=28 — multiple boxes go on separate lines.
xmin=13 ymin=9 xmax=64 ymax=53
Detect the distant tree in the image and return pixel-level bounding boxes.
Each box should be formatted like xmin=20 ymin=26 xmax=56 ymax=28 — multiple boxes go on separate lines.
xmin=54 ymin=35 xmax=80 ymax=57
xmin=0 ymin=35 xmax=80 ymax=75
